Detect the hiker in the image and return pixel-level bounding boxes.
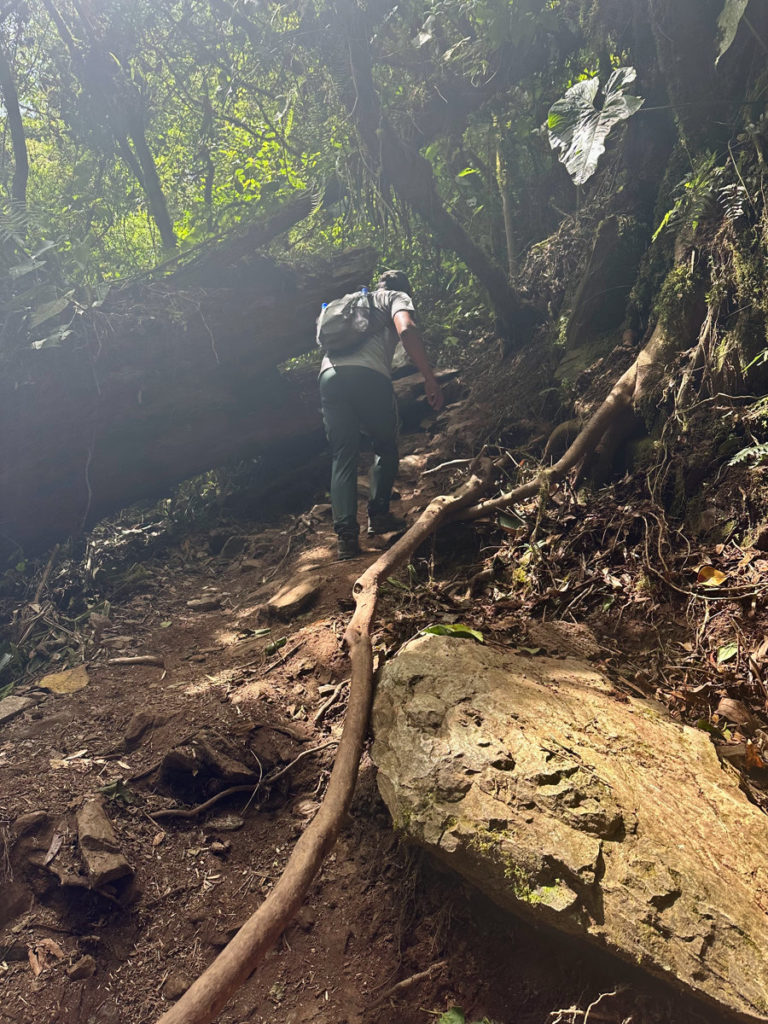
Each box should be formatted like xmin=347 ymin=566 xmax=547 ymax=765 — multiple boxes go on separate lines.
xmin=318 ymin=269 xmax=444 ymax=560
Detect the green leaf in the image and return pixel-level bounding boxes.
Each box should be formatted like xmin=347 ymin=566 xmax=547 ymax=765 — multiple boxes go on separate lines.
xmin=439 ymin=1011 xmax=466 ymax=1024
xmin=457 ymin=167 xmax=480 ymax=177
xmin=422 ymin=624 xmax=484 ymax=643
xmin=265 ymin=637 xmax=287 ymax=656
xmin=716 ymin=642 xmax=738 ymax=664
xmin=716 ymin=0 xmax=750 ymax=64
xmin=547 ymin=67 xmax=644 ymax=186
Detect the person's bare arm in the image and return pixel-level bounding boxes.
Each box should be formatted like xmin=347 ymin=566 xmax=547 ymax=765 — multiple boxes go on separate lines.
xmin=393 ymin=309 xmax=444 ymax=411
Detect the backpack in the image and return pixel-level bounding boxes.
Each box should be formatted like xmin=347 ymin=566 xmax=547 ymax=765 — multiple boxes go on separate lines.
xmin=315 ymin=290 xmax=387 ymax=355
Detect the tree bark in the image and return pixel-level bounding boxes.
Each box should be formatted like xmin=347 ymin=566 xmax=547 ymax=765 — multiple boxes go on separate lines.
xmin=0 ymin=40 xmax=28 ymax=204
xmin=39 ymin=0 xmax=177 ymax=250
xmin=334 ymin=0 xmax=542 ymax=345
xmin=0 ymin=245 xmax=374 ymax=556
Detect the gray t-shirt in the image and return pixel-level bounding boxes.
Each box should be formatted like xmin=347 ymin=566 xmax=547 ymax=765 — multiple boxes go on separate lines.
xmin=319 ymin=288 xmax=415 ymax=379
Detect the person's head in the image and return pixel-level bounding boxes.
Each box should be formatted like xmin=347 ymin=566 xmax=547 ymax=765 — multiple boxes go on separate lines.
xmin=375 ymin=269 xmax=412 ymax=296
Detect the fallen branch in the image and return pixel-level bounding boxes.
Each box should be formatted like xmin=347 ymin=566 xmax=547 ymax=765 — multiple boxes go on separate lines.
xmin=368 ymin=959 xmax=448 ymax=1010
xmin=155 ymin=462 xmax=493 ymax=1024
xmin=107 ymin=655 xmax=165 ymax=667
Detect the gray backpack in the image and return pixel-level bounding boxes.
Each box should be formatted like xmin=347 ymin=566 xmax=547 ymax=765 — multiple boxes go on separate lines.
xmin=316 ymin=289 xmax=386 ymax=355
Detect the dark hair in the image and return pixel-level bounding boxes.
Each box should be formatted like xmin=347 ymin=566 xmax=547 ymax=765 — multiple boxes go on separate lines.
xmin=375 ymin=269 xmax=412 ymax=295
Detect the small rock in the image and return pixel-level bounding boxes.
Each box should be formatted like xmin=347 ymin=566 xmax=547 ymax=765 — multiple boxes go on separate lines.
xmin=76 ymin=797 xmax=133 ymax=887
xmin=67 ymin=955 xmax=97 ymax=980
xmin=0 ymin=695 xmax=34 ymax=726
xmin=267 ymin=577 xmax=320 ymax=620
xmin=208 ymin=840 xmax=231 ymax=857
xmin=163 ymin=970 xmax=192 ymax=1001
xmin=186 ymin=596 xmax=222 ymax=611
xmin=38 ymin=664 xmax=89 ymax=694
xmin=12 ymin=810 xmax=51 ymax=839
xmin=203 ymin=814 xmax=244 ymax=833
xmin=124 ymin=711 xmax=165 ymax=752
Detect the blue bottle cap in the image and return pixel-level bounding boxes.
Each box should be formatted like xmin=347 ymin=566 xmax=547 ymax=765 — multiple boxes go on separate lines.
xmin=321 ymin=302 xmax=328 ymax=309
xmin=360 ymin=286 xmax=368 ymax=295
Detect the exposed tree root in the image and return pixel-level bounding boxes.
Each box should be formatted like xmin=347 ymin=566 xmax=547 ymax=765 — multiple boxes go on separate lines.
xmin=154 ymin=464 xmax=493 ymax=1024
xmin=461 ymin=320 xmax=674 ymax=520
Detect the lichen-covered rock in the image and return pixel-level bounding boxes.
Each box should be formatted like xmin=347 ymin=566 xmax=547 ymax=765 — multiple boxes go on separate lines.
xmin=371 ymin=633 xmax=768 ymax=1022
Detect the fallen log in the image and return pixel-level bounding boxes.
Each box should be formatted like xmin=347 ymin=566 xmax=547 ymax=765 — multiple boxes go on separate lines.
xmin=0 ymin=245 xmax=374 ymax=556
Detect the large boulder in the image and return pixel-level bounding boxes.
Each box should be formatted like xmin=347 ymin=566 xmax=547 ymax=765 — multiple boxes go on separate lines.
xmin=371 ymin=633 xmax=768 ymax=1022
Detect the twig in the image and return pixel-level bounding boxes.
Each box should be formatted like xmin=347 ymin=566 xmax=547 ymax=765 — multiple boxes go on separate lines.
xmin=148 ymin=741 xmax=337 ymax=823
xmin=149 ymin=785 xmax=257 ymax=822
xmin=107 ymin=655 xmax=166 ymax=667
xmin=368 ymin=960 xmax=448 ymax=1010
xmin=313 ymin=679 xmax=349 ymax=725
xmin=155 ymin=462 xmax=494 ymax=1024
xmin=34 ymin=544 xmax=60 ymax=604
xmin=264 ymin=531 xmax=301 ymax=582
xmin=422 ymin=457 xmax=471 ymax=477
xmin=263 ymin=640 xmax=304 ymax=674
xmin=263 ymin=738 xmax=337 ymax=786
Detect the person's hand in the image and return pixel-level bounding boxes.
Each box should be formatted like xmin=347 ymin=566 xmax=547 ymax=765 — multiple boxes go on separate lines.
xmin=424 ymin=375 xmax=444 ymax=411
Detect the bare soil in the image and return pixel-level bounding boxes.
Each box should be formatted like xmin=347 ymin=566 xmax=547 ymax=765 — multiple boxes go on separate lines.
xmin=0 ymin=358 xmax=761 ymax=1024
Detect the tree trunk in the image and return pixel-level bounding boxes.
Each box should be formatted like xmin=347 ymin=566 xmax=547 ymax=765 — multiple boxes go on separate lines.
xmin=334 ymin=0 xmax=542 ymax=346
xmin=39 ymin=0 xmax=177 ymax=250
xmin=0 ymin=246 xmax=374 ymax=557
xmin=0 ymin=40 xmax=28 ymax=205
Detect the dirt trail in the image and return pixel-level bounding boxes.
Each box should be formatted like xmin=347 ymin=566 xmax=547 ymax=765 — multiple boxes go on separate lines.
xmin=0 ymin=393 xmax=726 ymax=1024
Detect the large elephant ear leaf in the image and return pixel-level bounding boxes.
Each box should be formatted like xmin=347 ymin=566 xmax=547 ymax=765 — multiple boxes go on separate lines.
xmin=716 ymin=0 xmax=750 ymax=64
xmin=547 ymin=67 xmax=644 ymax=186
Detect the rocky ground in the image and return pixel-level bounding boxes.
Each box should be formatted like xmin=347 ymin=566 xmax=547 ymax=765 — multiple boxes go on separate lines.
xmin=1 ymin=349 xmax=767 ymax=1024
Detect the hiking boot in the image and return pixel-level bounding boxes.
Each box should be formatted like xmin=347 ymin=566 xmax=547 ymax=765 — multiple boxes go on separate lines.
xmin=367 ymin=511 xmax=408 ymax=536
xmin=337 ymin=534 xmax=361 ymax=560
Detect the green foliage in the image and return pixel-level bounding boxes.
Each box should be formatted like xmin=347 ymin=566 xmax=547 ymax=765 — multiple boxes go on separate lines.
xmin=727 ymin=441 xmax=768 ymax=468
xmin=716 ymin=0 xmax=750 ymax=65
xmin=652 ymin=153 xmax=745 ymax=243
xmin=437 ymin=1008 xmax=496 ymax=1024
xmin=421 ymin=623 xmax=485 ymax=643
xmin=547 ymin=67 xmax=643 ymax=186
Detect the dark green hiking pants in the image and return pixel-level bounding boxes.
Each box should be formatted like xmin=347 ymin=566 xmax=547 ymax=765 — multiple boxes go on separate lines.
xmin=319 ymin=365 xmax=399 ymax=537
